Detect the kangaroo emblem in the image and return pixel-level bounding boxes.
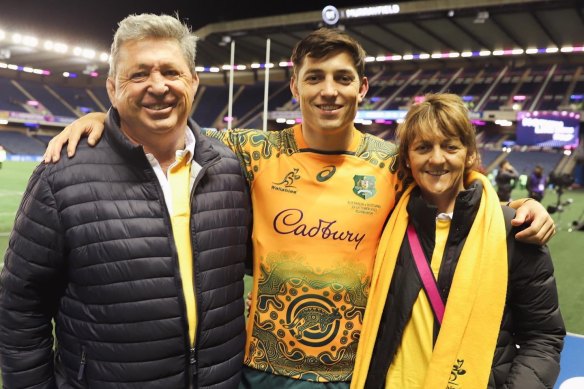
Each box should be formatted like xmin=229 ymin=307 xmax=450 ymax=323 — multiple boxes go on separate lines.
xmin=274 ymin=168 xmax=301 ymax=187
xmin=283 ymin=307 xmax=342 ymax=340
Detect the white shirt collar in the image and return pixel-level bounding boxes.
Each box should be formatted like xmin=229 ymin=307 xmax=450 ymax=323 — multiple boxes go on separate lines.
xmin=177 ymin=127 xmax=196 ymax=163
xmin=436 ymin=212 xmax=453 ymax=221
xmin=145 ymin=127 xmax=196 ymax=167
xmin=143 ymin=127 xmax=199 ymax=214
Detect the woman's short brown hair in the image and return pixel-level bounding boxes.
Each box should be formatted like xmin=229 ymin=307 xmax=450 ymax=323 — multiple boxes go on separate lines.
xmin=396 ymin=93 xmax=480 ymax=178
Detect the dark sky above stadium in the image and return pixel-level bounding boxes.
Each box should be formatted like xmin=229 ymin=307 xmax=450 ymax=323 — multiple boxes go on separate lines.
xmin=1 ymin=0 xmax=389 ymax=50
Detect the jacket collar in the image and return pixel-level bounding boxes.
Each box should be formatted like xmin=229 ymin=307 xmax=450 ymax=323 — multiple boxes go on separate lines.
xmin=188 ymin=118 xmax=220 ymax=167
xmin=103 ymin=108 xmax=220 ymax=168
xmin=407 ymin=179 xmax=483 ymax=244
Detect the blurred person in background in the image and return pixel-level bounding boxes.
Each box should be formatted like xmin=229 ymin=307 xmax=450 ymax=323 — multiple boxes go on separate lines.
xmin=0 ymin=13 xmax=251 ymax=388
xmin=527 ymin=164 xmax=546 ymax=202
xmin=518 ymin=173 xmax=528 ymax=190
xmin=351 ymin=94 xmax=564 ymax=389
xmin=0 ymin=145 xmax=6 ymax=169
xmin=42 ymin=28 xmax=556 ymax=389
xmin=495 ymin=159 xmax=519 ymax=202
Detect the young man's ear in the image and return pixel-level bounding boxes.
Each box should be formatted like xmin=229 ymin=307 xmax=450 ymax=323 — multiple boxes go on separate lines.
xmin=290 ymin=76 xmax=299 ymax=100
xmin=358 ymin=77 xmax=369 ymax=103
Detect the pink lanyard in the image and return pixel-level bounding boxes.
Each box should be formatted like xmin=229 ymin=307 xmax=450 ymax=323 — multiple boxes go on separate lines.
xmin=407 ymin=223 xmax=445 ymax=325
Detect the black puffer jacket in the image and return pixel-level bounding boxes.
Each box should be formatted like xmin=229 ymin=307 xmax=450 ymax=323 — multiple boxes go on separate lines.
xmin=366 ymin=182 xmax=565 ymax=389
xmin=0 ymin=110 xmax=251 ymax=389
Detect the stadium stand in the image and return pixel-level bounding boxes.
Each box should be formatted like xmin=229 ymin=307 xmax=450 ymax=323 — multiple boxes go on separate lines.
xmin=14 ymin=79 xmax=74 ymax=117
xmin=2 ymin=61 xmax=583 ymax=157
xmin=90 ymin=86 xmax=112 ymax=109
xmin=32 ymin=134 xmax=53 ymax=145
xmin=49 ymin=85 xmax=100 ymax=115
xmin=0 ymin=130 xmax=46 ymax=155
xmin=479 ymin=149 xmax=503 ymax=169
xmin=506 ymin=150 xmax=565 ymax=177
xmin=191 ymin=85 xmax=229 ymax=127
xmin=0 ymin=76 xmax=29 ymax=113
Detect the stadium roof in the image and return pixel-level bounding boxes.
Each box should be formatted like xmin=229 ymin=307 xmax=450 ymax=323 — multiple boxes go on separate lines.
xmin=1 ymin=0 xmax=583 ymax=84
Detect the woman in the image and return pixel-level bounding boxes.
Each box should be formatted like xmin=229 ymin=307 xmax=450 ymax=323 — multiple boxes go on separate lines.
xmin=351 ymin=93 xmax=565 ymax=389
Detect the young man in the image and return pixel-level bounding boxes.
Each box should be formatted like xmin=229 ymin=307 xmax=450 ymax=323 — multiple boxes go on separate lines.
xmin=0 ymin=14 xmax=251 ymax=388
xmin=43 ymin=28 xmax=555 ymax=388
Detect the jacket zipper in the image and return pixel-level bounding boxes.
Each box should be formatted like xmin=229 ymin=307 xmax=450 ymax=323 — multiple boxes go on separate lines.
xmin=77 ymin=347 xmax=87 ymax=381
xmin=139 ymin=134 xmax=222 ymax=388
xmin=190 ymin=347 xmax=197 ymax=384
xmin=186 ymin=156 xmax=221 ymax=387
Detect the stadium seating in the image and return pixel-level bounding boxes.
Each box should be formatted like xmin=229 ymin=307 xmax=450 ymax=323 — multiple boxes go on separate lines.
xmin=505 ymin=150 xmax=564 ymax=177
xmin=192 ymin=85 xmax=229 ymax=127
xmin=49 ymin=84 xmax=101 ymax=115
xmin=0 ymin=76 xmax=29 ymax=113
xmin=33 ymin=134 xmax=54 ymax=145
xmin=0 ymin=130 xmax=46 ymax=155
xmin=14 ymin=79 xmax=74 ymax=117
xmin=479 ymin=149 xmax=503 ymax=168
xmin=1 ymin=63 xmax=583 ymax=162
xmin=3 ymin=62 xmax=584 ymax=124
xmin=90 ymin=86 xmax=111 ymax=109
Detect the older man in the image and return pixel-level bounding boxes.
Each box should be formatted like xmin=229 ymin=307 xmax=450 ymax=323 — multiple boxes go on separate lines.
xmin=0 ymin=13 xmax=251 ymax=388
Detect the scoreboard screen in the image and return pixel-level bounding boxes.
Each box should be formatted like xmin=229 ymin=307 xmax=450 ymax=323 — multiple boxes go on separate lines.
xmin=516 ymin=111 xmax=580 ymax=148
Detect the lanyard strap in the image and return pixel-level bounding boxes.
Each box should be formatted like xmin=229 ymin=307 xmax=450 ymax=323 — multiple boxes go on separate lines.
xmin=407 ymin=223 xmax=445 ymax=325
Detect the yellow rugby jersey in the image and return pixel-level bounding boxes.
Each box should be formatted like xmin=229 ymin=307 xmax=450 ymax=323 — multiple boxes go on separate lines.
xmin=207 ymin=124 xmax=402 ymax=382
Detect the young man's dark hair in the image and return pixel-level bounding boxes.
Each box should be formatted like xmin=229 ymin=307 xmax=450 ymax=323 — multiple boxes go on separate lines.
xmin=291 ymin=27 xmax=367 ymax=80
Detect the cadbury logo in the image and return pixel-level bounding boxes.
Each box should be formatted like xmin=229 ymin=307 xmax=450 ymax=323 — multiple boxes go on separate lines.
xmin=273 ymin=208 xmax=365 ymax=250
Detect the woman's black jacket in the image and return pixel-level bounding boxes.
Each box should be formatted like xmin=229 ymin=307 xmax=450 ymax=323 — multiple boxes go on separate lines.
xmin=365 ymin=182 xmax=565 ymax=389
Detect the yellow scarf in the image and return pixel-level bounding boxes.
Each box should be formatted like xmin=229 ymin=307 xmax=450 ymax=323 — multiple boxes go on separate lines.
xmin=351 ymin=171 xmax=507 ymax=389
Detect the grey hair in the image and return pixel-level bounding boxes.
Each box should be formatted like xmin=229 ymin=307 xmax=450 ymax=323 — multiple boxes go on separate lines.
xmin=108 ymin=13 xmax=198 ymax=77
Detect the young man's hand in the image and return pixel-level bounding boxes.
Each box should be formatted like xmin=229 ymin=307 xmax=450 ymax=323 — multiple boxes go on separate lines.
xmin=245 ymin=292 xmax=252 ymax=317
xmin=510 ymin=199 xmax=556 ymax=245
xmin=43 ymin=112 xmax=107 ymax=163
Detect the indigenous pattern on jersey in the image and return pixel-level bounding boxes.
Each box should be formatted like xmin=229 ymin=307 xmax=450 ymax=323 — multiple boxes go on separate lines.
xmin=207 ymin=125 xmax=403 ymax=382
